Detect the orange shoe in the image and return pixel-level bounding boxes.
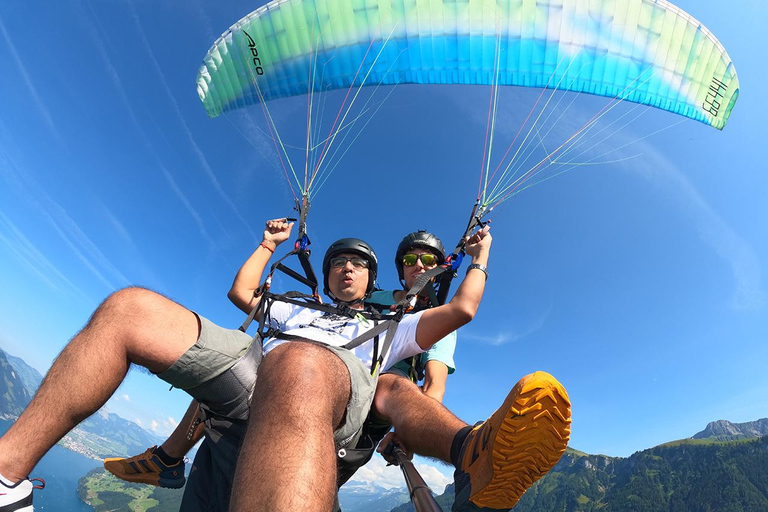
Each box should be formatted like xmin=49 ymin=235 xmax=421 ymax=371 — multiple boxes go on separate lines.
xmin=103 ymin=446 xmax=185 ymax=489
xmin=452 ymin=371 xmax=571 ymax=511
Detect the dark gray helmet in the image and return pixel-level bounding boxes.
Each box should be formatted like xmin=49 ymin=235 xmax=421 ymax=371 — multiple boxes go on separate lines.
xmin=322 ymin=238 xmax=378 ymax=298
xmin=395 ymin=231 xmax=446 ymax=281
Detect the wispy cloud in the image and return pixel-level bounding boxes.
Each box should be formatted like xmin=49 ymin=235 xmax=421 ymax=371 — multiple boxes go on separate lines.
xmin=73 ymin=2 xmax=218 ymax=250
xmin=0 ymin=136 xmax=130 ymax=294
xmin=0 ymin=15 xmax=63 ymax=145
xmin=629 ymin=141 xmax=766 ymax=311
xmin=122 ymin=394 xmax=131 ymax=403
xmin=0 ymin=210 xmax=93 ymax=302
xmin=126 ymin=3 xmax=258 ymax=242
xmin=188 ymin=0 xmax=217 ymax=47
xmin=447 ymin=85 xmax=765 ymax=311
xmin=462 ymin=303 xmax=552 ymax=346
xmin=459 ymin=331 xmax=515 ymax=346
xmin=94 ymin=200 xmax=167 ymax=289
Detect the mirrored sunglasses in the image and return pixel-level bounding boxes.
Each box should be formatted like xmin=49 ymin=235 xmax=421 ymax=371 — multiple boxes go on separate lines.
xmin=402 ymin=253 xmax=438 ymax=267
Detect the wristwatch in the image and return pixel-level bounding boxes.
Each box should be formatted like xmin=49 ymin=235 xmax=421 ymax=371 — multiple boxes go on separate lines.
xmin=466 ymin=263 xmax=488 ymax=280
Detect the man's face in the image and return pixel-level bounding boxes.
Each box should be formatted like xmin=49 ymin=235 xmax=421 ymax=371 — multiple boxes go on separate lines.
xmin=401 ymin=248 xmax=439 ymax=289
xmin=327 ymin=252 xmax=370 ymax=302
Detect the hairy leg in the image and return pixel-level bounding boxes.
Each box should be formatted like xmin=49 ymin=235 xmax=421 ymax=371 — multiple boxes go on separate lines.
xmin=229 ymin=342 xmax=351 ymax=512
xmin=373 ymin=373 xmax=467 ymax=463
xmin=162 ymin=400 xmax=203 ymax=459
xmin=0 ymin=287 xmax=200 ymax=481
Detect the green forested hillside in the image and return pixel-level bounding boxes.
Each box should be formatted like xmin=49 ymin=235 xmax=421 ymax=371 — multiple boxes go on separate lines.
xmin=435 ymin=437 xmax=768 ymax=512
xmin=78 ymin=436 xmax=768 ymax=512
xmin=77 ymin=468 xmax=183 ymax=512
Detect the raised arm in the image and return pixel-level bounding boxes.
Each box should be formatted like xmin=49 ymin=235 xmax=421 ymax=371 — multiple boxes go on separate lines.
xmin=414 ymin=226 xmax=491 ymax=350
xmin=228 ymin=218 xmax=294 ymax=314
xmin=421 ymin=360 xmax=449 ymax=402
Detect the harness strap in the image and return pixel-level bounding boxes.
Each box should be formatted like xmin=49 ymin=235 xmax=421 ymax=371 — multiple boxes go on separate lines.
xmin=274 ymin=261 xmax=316 ymax=290
xmin=369 ymin=317 xmax=403 ymax=378
xmin=272 ymin=293 xmax=391 ymax=322
xmin=267 ymin=311 xmax=401 ymax=377
xmin=395 ymin=264 xmax=454 ymax=311
xmin=371 ymin=330 xmax=380 ymax=369
xmin=238 ymin=300 xmax=262 ymax=333
xmin=255 ymin=249 xmax=318 ymax=294
xmin=406 ymin=356 xmax=420 ymax=382
xmin=341 ymin=317 xmax=396 ymax=350
xmin=296 ymin=247 xmax=319 ymax=292
xmin=240 ymin=289 xmax=390 ymax=334
xmin=242 ymin=290 xmax=406 ymax=376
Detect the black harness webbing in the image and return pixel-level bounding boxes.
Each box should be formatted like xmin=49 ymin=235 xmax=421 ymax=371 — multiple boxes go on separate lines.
xmin=256 ymin=248 xmax=319 ymax=297
xmin=400 ymin=265 xmax=454 ymax=309
xmin=239 ymin=289 xmax=405 ymax=377
xmin=235 ymin=204 xmax=476 ymax=382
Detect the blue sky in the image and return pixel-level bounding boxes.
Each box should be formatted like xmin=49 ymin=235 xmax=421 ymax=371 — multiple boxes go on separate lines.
xmin=1 ymin=0 xmax=766 ymax=492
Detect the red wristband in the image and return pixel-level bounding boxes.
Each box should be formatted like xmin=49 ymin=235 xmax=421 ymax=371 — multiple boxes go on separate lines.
xmin=259 ymin=242 xmax=275 ymax=253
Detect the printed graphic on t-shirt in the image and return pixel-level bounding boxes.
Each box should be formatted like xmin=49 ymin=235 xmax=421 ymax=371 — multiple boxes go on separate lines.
xmin=298 ymin=313 xmax=352 ymax=335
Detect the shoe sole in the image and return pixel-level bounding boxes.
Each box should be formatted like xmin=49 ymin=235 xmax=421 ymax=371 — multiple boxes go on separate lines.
xmin=103 ymin=459 xmax=186 ymax=489
xmin=468 ymin=371 xmax=571 ymax=509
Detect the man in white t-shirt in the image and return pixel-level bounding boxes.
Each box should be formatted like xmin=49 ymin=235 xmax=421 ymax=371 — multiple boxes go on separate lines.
xmin=105 ymin=229 xmax=459 ymax=507
xmin=221 ymin=220 xmax=570 ymax=512
xmin=0 ymin=219 xmax=571 ymax=512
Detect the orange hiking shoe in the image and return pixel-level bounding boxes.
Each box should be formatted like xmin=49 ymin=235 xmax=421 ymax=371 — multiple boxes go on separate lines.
xmin=452 ymin=371 xmax=571 ymax=511
xmin=103 ymin=446 xmax=186 ymax=489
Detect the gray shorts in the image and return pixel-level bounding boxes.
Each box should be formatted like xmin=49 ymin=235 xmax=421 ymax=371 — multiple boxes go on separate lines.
xmin=317 ymin=343 xmax=376 ymax=447
xmin=157 ymin=315 xmax=253 ymax=390
xmin=157 ymin=314 xmax=376 ymax=447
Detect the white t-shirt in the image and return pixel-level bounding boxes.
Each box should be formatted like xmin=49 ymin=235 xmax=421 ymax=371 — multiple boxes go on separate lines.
xmin=262 ymin=301 xmax=424 ymax=372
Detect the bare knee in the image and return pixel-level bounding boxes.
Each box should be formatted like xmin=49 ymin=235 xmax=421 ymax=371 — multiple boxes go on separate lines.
xmin=259 ymin=342 xmax=349 ymax=393
xmin=373 ymin=373 xmax=420 ymax=421
xmin=86 ymin=287 xmax=199 ymax=371
xmin=254 ymin=343 xmax=351 ymax=424
xmin=95 ymin=287 xmax=163 ymax=322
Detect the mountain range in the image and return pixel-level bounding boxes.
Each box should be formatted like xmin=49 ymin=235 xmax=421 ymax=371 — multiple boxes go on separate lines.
xmin=0 ymin=348 xmax=33 ymax=418
xmin=391 ymin=420 xmax=768 ymax=512
xmin=2 ymin=347 xmax=768 ymax=511
xmin=0 ymin=347 xmax=163 ymax=460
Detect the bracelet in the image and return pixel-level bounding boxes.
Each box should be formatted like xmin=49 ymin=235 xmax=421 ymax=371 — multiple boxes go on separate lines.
xmin=467 ymin=263 xmax=488 ymax=280
xmin=259 ymin=242 xmax=275 ymax=253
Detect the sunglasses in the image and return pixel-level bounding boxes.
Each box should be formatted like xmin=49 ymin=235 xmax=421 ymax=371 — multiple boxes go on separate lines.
xmin=329 ymin=256 xmax=369 ymax=269
xmin=402 ymin=253 xmax=438 ymax=267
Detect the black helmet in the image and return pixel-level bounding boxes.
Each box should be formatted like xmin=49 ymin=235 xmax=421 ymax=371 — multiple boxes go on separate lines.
xmin=395 ymin=231 xmax=446 ymax=281
xmin=322 ymin=238 xmax=378 ymax=298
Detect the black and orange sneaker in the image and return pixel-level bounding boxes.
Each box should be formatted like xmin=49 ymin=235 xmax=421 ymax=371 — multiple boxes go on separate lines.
xmin=103 ymin=446 xmax=186 ymax=489
xmin=452 ymin=371 xmax=571 ymax=511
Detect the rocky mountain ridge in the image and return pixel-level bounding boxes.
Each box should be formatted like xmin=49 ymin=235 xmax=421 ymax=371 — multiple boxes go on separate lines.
xmin=0 ymin=347 xmax=163 ymax=459
xmin=0 ymin=349 xmax=32 ymax=419
xmin=692 ymin=418 xmax=768 ymax=441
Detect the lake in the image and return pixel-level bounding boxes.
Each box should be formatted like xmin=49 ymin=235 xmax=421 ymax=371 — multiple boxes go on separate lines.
xmin=1 ymin=420 xmax=99 ymax=512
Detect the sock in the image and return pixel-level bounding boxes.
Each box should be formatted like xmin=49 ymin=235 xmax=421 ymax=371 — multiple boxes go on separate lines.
xmin=152 ymin=446 xmax=182 ymax=466
xmin=450 ymin=425 xmax=474 ymax=468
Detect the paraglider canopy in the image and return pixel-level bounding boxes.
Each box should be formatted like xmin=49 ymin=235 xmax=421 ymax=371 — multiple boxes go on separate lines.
xmin=197 ymin=0 xmax=738 ymax=129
